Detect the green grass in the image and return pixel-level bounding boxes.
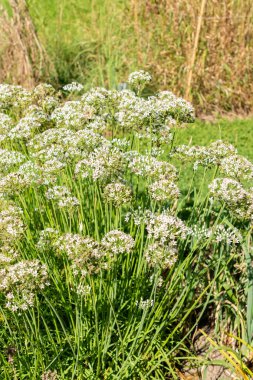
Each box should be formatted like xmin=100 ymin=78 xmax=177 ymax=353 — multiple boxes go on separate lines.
xmin=27 ymin=0 xmax=132 ymax=87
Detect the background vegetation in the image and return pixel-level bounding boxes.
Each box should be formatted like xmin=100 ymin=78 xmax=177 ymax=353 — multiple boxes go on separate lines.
xmin=1 ymin=0 xmax=253 ymax=114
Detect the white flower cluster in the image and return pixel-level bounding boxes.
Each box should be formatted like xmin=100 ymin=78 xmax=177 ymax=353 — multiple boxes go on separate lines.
xmin=0 ymin=161 xmax=55 ymax=193
xmin=103 ymin=182 xmax=132 ymax=206
xmin=128 ymin=70 xmax=152 ymax=92
xmin=45 ymin=186 xmax=80 ymax=209
xmin=29 ymin=128 xmax=104 ymax=163
xmin=63 ymin=82 xmax=84 ymax=92
xmin=146 ymin=211 xmax=191 ymax=243
xmin=156 ymin=91 xmax=195 ymax=123
xmin=101 ymin=230 xmax=135 ymax=255
xmin=114 ymin=87 xmax=194 ymax=132
xmin=148 ymin=179 xmax=180 ymax=202
xmin=81 ymin=87 xmax=109 ymax=114
xmin=51 ymin=101 xmax=94 ymax=129
xmin=75 ymin=144 xmax=124 ymax=182
xmin=87 ymin=116 xmax=107 ymax=133
xmin=191 ymin=223 xmax=242 ymax=246
xmin=0 ymin=246 xmax=19 ymax=265
xmin=0 ymin=84 xmax=32 ymax=111
xmin=54 ymin=233 xmax=107 ymax=276
xmin=0 ymin=200 xmax=24 ymax=264
xmin=0 ymin=204 xmax=24 ymax=238
xmin=43 ymin=158 xmax=67 ymax=174
xmin=111 ymin=137 xmax=130 ymax=150
xmin=42 ymin=96 xmax=60 ymax=113
xmin=125 ymin=208 xmax=153 ymax=226
xmin=143 ymin=211 xmax=190 ymax=269
xmin=209 ymin=178 xmax=253 ymax=221
xmin=144 ymin=241 xmax=178 ymax=269
xmin=76 ymin=284 xmax=91 ymax=296
xmin=115 ymin=91 xmax=153 ymax=129
xmin=220 ymin=154 xmax=253 ymax=180
xmin=172 ymin=140 xmax=237 ymax=169
xmin=191 ymin=224 xmax=212 ymax=242
xmin=126 ymin=151 xmax=177 ymax=181
xmin=8 ymin=115 xmax=42 ymax=140
xmin=0 ymin=113 xmax=13 ymax=141
xmin=45 ymin=186 xmax=70 ymax=199
xmin=29 ymin=127 xmax=75 ymax=152
xmin=0 ymin=149 xmax=26 ymax=172
xmin=214 ymin=224 xmax=242 ymax=245
xmin=0 ymin=260 xmax=49 ymax=312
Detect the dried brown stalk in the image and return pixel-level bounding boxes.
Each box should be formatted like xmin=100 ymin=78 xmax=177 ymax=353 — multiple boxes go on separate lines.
xmin=185 ymin=0 xmax=207 ymax=101
xmin=0 ymin=0 xmax=55 ymax=87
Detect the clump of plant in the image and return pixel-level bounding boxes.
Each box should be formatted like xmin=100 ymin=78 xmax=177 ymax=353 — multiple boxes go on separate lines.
xmin=0 ymin=71 xmax=252 ymax=379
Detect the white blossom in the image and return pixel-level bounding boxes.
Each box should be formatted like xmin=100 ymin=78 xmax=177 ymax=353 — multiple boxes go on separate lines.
xmin=101 ymin=230 xmax=135 ymax=255
xmin=63 ymin=82 xmax=84 ymax=92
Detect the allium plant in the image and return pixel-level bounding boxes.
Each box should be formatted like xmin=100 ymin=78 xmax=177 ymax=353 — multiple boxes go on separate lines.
xmin=101 ymin=230 xmax=135 ymax=255
xmin=0 ymin=72 xmax=251 ymax=379
xmin=127 ymin=70 xmax=152 ymax=95
xmin=62 ymin=82 xmax=84 ymax=93
xmin=103 ymin=182 xmax=132 ymax=206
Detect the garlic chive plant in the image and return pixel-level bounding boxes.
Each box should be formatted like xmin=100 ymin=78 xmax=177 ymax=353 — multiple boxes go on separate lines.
xmin=0 ymin=72 xmax=252 ymax=378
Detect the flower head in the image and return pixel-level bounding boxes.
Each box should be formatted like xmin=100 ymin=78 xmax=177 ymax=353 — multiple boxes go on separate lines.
xmin=101 ymin=230 xmax=135 ymax=255
xmin=103 ymin=182 xmax=132 ymax=206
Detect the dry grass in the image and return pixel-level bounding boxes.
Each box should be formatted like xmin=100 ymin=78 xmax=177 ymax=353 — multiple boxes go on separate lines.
xmin=125 ymin=0 xmax=253 ymax=114
xmin=0 ymin=0 xmax=54 ymax=88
